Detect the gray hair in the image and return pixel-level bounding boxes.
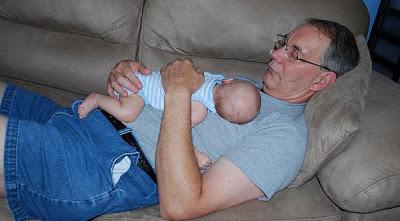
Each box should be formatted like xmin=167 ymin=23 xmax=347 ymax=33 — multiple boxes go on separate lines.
xmin=306 ymin=18 xmax=360 ymax=77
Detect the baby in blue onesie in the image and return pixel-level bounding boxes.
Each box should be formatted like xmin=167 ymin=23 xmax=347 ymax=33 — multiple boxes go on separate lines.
xmin=79 ymin=71 xmax=261 ymax=168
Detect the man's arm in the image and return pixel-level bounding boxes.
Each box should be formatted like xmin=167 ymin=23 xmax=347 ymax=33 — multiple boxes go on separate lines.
xmin=157 ymin=58 xmax=264 ymax=220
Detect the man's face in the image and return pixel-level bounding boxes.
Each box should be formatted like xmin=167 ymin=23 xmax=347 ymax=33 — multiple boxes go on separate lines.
xmin=262 ymin=24 xmax=332 ymax=102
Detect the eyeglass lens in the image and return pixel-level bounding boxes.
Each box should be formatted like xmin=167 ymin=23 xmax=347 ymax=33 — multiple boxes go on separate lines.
xmin=274 ymin=35 xmax=298 ymax=62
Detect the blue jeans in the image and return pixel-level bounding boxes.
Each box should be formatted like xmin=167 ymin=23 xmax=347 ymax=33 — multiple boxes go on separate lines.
xmin=1 ymin=84 xmax=158 ymax=221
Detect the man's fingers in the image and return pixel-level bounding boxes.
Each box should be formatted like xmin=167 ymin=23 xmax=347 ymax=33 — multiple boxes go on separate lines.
xmin=107 ymin=73 xmax=123 ymax=97
xmin=107 ymin=81 xmax=116 ymax=98
xmin=108 ymin=60 xmax=150 ymax=96
xmin=160 ymin=66 xmax=166 ymax=74
xmin=183 ymin=57 xmax=193 ymax=63
xmin=131 ymin=62 xmax=151 ymax=75
xmin=117 ymin=62 xmax=142 ymax=93
xmin=121 ymin=72 xmax=141 ymax=93
xmin=166 ymin=61 xmax=174 ymax=67
xmin=110 ymin=71 xmax=129 ymax=96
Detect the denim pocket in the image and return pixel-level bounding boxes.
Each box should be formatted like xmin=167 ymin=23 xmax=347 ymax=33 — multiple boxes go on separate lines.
xmin=112 ymin=153 xmax=158 ymax=200
xmin=111 ymin=153 xmax=138 ymax=186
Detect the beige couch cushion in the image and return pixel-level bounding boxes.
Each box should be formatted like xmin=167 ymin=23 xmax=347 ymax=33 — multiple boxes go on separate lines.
xmin=317 ymin=71 xmax=400 ymax=212
xmin=290 ymin=35 xmax=371 ymax=187
xmin=94 ymin=178 xmax=340 ymax=221
xmin=0 ymin=0 xmax=144 ymax=95
xmin=0 ymin=0 xmax=143 ymax=44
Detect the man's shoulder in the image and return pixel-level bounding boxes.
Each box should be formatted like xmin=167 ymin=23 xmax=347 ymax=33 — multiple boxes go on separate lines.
xmin=248 ymin=99 xmax=307 ymax=148
xmin=251 ymin=111 xmax=306 ymax=139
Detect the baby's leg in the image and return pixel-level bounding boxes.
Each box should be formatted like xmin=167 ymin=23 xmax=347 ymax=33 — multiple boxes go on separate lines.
xmin=194 ymin=149 xmax=212 ymax=170
xmin=79 ymin=93 xmax=144 ymax=123
xmin=191 ymin=101 xmax=208 ymax=127
xmin=116 ymin=95 xmax=145 ymax=122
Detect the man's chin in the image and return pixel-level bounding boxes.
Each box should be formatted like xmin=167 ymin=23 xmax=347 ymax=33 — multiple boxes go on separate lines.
xmin=264 ymin=70 xmax=279 ymax=84
xmin=262 ymin=79 xmax=275 ymax=93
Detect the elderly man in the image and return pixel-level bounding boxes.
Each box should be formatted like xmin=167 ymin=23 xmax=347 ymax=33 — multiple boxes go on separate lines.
xmin=0 ymin=19 xmax=358 ymax=220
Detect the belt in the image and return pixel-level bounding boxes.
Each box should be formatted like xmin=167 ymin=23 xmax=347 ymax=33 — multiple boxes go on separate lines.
xmin=101 ymin=110 xmax=157 ymax=183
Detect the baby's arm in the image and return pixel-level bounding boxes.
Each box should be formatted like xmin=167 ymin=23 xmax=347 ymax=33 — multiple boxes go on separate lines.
xmin=191 ymin=101 xmax=208 ymax=127
xmin=79 ymin=93 xmax=144 ymax=123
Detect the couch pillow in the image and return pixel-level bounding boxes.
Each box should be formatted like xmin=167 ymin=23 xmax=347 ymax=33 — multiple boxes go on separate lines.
xmin=317 ymin=71 xmax=400 ymax=212
xmin=289 ymin=35 xmax=371 ymax=187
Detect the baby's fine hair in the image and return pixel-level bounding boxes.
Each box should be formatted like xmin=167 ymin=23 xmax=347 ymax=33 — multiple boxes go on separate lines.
xmin=215 ymin=80 xmax=261 ymax=124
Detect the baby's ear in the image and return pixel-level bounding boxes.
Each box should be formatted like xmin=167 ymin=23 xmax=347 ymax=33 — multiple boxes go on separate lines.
xmin=222 ymin=78 xmax=235 ymax=84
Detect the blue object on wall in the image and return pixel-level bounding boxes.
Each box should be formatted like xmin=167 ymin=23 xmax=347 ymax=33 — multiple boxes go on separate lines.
xmin=363 ymin=0 xmax=381 ymax=40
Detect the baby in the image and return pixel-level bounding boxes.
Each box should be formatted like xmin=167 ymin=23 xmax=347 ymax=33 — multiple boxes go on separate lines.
xmin=79 ymin=71 xmax=261 ymax=169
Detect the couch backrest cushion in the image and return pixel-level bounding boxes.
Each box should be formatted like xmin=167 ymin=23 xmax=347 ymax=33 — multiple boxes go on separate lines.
xmin=0 ymin=0 xmax=142 ymax=44
xmin=0 ymin=0 xmax=144 ymax=94
xmin=138 ymin=0 xmax=369 ymax=79
xmin=290 ymin=35 xmax=371 ymax=187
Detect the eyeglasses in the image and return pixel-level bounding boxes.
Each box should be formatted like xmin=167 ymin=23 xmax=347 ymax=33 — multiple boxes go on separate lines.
xmin=274 ymin=34 xmax=331 ymax=71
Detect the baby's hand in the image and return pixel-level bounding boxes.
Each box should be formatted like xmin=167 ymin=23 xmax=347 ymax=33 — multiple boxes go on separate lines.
xmin=194 ymin=149 xmax=212 ymax=170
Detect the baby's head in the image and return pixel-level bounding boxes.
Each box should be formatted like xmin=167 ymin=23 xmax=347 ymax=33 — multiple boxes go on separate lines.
xmin=213 ymin=79 xmax=261 ymax=124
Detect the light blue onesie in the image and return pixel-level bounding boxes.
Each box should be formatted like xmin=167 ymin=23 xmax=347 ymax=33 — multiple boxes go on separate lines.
xmin=119 ymin=71 xmax=224 ymax=112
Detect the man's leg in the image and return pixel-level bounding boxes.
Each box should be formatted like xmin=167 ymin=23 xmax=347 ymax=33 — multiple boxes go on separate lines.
xmin=0 ymin=82 xmax=63 ymax=123
xmin=0 ymin=80 xmax=61 ymax=198
xmin=0 ymin=115 xmax=7 ymax=197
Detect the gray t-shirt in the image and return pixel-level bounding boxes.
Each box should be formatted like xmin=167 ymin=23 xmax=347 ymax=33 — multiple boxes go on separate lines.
xmin=126 ymin=87 xmax=307 ymax=200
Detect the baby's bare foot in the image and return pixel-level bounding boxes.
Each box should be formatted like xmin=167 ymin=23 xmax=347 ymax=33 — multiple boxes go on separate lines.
xmin=194 ymin=149 xmax=212 ymax=170
xmin=78 ymin=93 xmax=99 ymax=118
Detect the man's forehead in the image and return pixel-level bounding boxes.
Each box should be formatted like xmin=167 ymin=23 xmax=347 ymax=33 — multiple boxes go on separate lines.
xmin=287 ymin=24 xmax=330 ymax=55
xmin=288 ymin=25 xmax=318 ymax=41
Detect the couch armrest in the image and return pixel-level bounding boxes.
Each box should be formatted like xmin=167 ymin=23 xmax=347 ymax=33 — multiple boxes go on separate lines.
xmin=317 ymin=71 xmax=400 ymax=213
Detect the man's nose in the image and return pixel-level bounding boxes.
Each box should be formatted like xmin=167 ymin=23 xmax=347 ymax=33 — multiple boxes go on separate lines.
xmin=270 ymin=47 xmax=286 ymax=64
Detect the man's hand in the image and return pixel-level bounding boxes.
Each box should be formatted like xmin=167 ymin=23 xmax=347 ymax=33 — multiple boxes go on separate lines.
xmin=107 ymin=60 xmax=151 ymax=97
xmin=160 ymin=58 xmax=204 ymax=94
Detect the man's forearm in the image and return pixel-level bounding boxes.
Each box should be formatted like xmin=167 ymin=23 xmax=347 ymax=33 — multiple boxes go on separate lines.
xmin=156 ymin=88 xmax=203 ymax=218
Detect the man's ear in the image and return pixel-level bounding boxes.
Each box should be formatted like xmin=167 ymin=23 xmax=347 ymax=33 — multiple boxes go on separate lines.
xmin=310 ymin=71 xmax=337 ymax=92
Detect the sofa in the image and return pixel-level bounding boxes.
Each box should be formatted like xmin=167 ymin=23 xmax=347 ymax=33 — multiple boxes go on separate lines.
xmin=0 ymin=0 xmax=399 ymax=220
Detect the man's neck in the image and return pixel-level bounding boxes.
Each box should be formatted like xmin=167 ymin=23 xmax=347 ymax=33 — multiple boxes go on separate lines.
xmin=261 ymin=88 xmax=312 ymax=104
